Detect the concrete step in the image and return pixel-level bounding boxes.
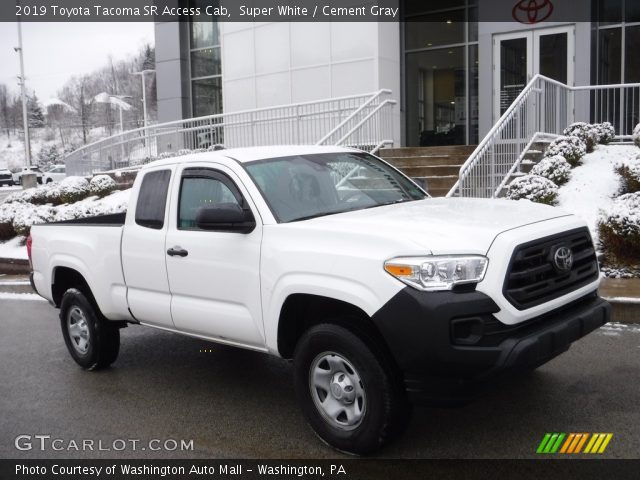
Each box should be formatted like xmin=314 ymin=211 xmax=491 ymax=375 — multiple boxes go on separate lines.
xmin=411 ymin=175 xmax=459 ymax=191
xmin=398 ymin=165 xmax=461 ymax=177
xmin=426 ymin=187 xmax=452 ymax=198
xmin=383 ymin=155 xmax=469 ymax=167
xmin=380 ymin=145 xmax=477 ymax=158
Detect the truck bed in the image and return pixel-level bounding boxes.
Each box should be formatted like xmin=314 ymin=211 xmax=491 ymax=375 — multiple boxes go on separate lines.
xmin=38 ymin=212 xmax=126 ymax=227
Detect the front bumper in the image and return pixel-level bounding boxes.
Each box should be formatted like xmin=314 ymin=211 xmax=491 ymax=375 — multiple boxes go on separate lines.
xmin=371 ymin=288 xmax=610 ymax=404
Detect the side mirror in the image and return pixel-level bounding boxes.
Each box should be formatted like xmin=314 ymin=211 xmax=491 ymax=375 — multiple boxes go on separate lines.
xmin=195 ymin=203 xmax=256 ymax=233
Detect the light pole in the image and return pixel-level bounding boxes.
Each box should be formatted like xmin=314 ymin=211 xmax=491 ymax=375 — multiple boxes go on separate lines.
xmin=131 ymin=69 xmax=155 ymax=156
xmin=15 ymin=19 xmax=30 ymax=167
xmin=131 ymin=69 xmax=155 ymax=129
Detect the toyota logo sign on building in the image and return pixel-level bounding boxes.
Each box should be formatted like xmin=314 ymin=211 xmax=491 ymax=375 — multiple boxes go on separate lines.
xmin=512 ymin=0 xmax=554 ymax=24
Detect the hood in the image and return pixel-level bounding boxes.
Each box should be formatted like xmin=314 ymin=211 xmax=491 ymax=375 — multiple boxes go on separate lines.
xmin=297 ymin=197 xmax=572 ymax=254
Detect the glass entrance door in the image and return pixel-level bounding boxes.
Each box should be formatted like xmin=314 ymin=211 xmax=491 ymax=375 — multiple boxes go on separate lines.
xmin=494 ymin=26 xmax=574 ymax=120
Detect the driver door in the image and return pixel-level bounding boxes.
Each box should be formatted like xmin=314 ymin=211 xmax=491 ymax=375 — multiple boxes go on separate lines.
xmin=164 ymin=165 xmax=265 ymax=348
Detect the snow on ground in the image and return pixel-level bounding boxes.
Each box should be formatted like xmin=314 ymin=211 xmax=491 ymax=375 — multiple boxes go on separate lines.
xmin=0 ymin=236 xmax=27 ymax=260
xmin=557 ymin=144 xmax=637 ymax=242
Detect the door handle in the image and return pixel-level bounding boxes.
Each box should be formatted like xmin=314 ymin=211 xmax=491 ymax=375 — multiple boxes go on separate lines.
xmin=167 ymin=247 xmax=189 ymax=257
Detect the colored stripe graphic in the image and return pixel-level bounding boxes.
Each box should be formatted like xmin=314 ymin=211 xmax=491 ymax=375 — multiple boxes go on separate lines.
xmin=537 ymin=433 xmax=613 ymax=454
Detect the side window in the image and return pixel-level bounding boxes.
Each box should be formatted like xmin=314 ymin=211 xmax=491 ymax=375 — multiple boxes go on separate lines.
xmin=135 ymin=170 xmax=171 ymax=229
xmin=178 ymin=172 xmax=242 ymax=230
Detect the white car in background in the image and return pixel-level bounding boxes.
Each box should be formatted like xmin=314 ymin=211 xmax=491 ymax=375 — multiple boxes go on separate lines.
xmin=13 ymin=166 xmax=43 ymax=185
xmin=43 ymin=165 xmax=66 ymax=183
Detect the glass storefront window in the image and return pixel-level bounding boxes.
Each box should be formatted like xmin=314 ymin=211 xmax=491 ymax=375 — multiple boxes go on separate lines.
xmin=468 ymin=44 xmax=478 ymax=144
xmin=468 ymin=8 xmax=478 ymax=42
xmin=192 ymin=77 xmax=222 ymax=118
xmin=598 ymin=0 xmax=623 ymax=25
xmin=190 ymin=22 xmax=220 ymax=50
xmin=405 ymin=11 xmax=466 ymax=50
xmin=625 ymin=26 xmax=640 ymax=82
xmin=627 ymin=0 xmax=640 ymax=22
xmin=405 ymin=47 xmax=467 ymax=146
xmin=404 ymin=1 xmax=478 ymax=146
xmin=191 ymin=47 xmax=221 ymax=78
xmin=598 ymin=28 xmax=622 ymax=84
xmin=189 ymin=1 xmax=222 ymax=117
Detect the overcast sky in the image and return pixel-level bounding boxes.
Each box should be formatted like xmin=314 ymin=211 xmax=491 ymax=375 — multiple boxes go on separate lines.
xmin=0 ymin=22 xmax=155 ymax=101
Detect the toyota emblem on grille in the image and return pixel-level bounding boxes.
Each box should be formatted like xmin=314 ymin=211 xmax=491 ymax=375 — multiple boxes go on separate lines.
xmin=553 ymin=246 xmax=573 ymax=272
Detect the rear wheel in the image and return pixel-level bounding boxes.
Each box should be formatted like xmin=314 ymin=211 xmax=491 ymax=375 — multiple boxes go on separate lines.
xmin=293 ymin=323 xmax=409 ymax=455
xmin=60 ymin=288 xmax=120 ymax=370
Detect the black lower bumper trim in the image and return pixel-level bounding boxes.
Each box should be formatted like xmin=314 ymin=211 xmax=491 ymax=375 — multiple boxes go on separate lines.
xmin=371 ymin=287 xmax=610 ymax=404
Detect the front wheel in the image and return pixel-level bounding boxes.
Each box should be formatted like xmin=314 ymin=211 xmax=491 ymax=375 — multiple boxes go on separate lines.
xmin=60 ymin=288 xmax=120 ymax=370
xmin=293 ymin=323 xmax=409 ymax=455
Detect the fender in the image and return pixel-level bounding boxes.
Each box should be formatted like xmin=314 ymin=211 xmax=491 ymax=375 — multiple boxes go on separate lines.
xmin=262 ymin=272 xmax=403 ymax=354
xmin=49 ymin=254 xmax=132 ymax=321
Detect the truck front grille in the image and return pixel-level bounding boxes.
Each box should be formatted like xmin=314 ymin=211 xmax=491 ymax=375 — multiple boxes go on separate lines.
xmin=503 ymin=228 xmax=599 ymax=310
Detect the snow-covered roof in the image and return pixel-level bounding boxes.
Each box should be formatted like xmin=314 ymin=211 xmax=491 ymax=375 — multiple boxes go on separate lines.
xmin=142 ymin=145 xmax=361 ymax=169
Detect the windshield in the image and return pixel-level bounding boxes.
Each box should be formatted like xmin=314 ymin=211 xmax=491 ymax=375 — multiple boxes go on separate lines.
xmin=244 ymin=152 xmax=427 ymax=223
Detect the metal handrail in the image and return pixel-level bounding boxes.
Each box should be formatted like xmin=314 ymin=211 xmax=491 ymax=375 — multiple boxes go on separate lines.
xmin=64 ymin=90 xmax=397 ymax=176
xmin=316 ymin=89 xmax=392 ymax=145
xmin=448 ymin=74 xmax=640 ymax=198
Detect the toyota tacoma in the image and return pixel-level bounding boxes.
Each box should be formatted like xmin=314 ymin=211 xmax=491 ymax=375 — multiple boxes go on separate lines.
xmin=29 ymin=146 xmax=610 ymax=454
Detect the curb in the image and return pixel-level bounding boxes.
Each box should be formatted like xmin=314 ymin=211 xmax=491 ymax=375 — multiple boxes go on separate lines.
xmin=602 ymin=298 xmax=640 ymax=324
xmin=0 ymin=258 xmax=30 ymax=275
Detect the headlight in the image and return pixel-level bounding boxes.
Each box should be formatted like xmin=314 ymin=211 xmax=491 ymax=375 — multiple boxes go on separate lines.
xmin=384 ymin=255 xmax=488 ymax=291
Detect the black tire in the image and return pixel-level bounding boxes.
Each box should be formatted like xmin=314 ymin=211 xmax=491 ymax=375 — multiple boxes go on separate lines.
xmin=59 ymin=288 xmax=120 ymax=370
xmin=293 ymin=323 xmax=409 ymax=455
xmin=46 ymin=178 xmax=53 ymax=184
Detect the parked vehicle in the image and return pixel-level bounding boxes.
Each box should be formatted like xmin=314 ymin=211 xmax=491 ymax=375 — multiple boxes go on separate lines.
xmin=13 ymin=166 xmax=43 ymax=185
xmin=43 ymin=165 xmax=66 ymax=183
xmin=29 ymin=146 xmax=610 ymax=454
xmin=0 ymin=168 xmax=13 ymax=186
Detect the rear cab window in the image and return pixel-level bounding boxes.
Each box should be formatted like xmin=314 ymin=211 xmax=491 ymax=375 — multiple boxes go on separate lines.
xmin=135 ymin=170 xmax=172 ymax=229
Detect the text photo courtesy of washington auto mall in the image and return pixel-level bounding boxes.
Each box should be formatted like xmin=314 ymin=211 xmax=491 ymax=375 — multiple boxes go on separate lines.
xmin=0 ymin=1 xmax=640 ymax=479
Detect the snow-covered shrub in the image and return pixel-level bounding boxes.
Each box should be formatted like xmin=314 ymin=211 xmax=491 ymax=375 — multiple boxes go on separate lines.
xmin=615 ymin=158 xmax=640 ymax=194
xmin=595 ymin=122 xmax=616 ymax=144
xmin=634 ymin=123 xmax=640 ymax=149
xmin=4 ymin=183 xmax=63 ymax=206
xmin=89 ymin=175 xmax=116 ymax=197
xmin=562 ymin=123 xmax=598 ymax=152
xmin=544 ymin=136 xmax=587 ymax=167
xmin=505 ymin=175 xmax=559 ymax=205
xmin=58 ymin=176 xmax=90 ymax=204
xmin=598 ymin=192 xmax=640 ymax=265
xmin=12 ymin=205 xmax=57 ymax=236
xmin=530 ymin=155 xmax=572 ymax=185
xmin=0 ymin=203 xmax=21 ymax=240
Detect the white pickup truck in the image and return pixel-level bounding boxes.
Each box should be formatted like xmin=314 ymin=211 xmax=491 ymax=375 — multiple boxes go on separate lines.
xmin=29 ymin=145 xmax=610 ymax=454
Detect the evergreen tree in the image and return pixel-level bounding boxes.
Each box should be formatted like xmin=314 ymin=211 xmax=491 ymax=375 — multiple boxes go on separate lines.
xmin=27 ymin=93 xmax=45 ymax=128
xmin=142 ymin=44 xmax=155 ymax=71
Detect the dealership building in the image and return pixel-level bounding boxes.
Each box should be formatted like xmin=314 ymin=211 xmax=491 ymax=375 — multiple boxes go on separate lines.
xmin=154 ymin=0 xmax=640 ymax=148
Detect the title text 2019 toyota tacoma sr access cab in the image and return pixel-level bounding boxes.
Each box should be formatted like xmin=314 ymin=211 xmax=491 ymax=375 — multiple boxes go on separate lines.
xmin=29 ymin=146 xmax=610 ymax=454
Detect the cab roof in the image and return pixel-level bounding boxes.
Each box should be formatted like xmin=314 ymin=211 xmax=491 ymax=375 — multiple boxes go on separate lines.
xmin=142 ymin=145 xmax=362 ymax=169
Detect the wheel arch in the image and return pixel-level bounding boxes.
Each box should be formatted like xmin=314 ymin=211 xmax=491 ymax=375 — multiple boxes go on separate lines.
xmin=277 ymin=293 xmax=398 ymax=369
xmin=51 ymin=266 xmax=95 ymax=308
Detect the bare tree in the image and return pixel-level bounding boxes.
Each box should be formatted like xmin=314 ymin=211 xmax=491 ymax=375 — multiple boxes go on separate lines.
xmin=0 ymin=83 xmax=10 ymax=140
xmin=61 ymin=76 xmax=92 ymax=145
